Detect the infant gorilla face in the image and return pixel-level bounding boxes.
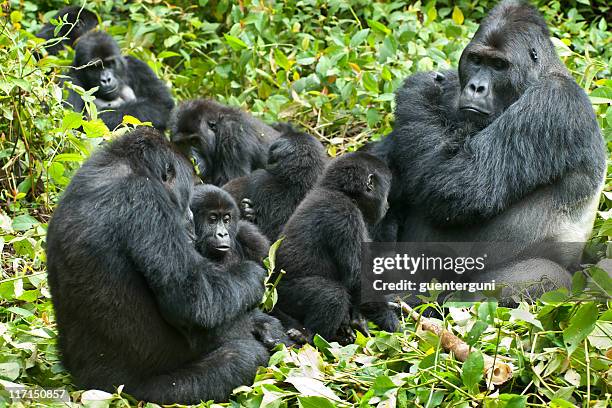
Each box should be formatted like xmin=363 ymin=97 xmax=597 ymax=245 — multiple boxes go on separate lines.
xmin=191 ymin=185 xmax=241 ymax=260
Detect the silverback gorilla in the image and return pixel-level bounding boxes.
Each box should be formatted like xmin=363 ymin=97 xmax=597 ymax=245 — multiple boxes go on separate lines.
xmin=66 ymin=31 xmax=174 ymax=130
xmin=47 ymin=128 xmax=276 ymax=404
xmin=370 ymin=0 xmax=606 ymax=298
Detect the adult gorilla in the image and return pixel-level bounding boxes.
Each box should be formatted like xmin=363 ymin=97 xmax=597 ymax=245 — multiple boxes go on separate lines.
xmin=370 ymin=0 xmax=606 ymax=295
xmin=36 ymin=6 xmax=98 ymax=55
xmin=47 ymin=128 xmax=272 ymax=404
xmin=65 ymin=31 xmax=174 ymax=130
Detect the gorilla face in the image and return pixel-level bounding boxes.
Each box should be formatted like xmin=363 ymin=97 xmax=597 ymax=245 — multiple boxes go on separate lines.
xmin=192 ymin=186 xmax=240 ymax=260
xmin=74 ymin=31 xmax=128 ymax=100
xmin=457 ymin=45 xmax=520 ymax=126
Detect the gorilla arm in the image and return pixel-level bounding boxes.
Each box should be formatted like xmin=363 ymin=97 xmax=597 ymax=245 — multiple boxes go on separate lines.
xmin=127 ymin=181 xmax=266 ymax=330
xmin=236 ymin=220 xmax=270 ymax=262
xmin=419 ymin=73 xmax=605 ymax=224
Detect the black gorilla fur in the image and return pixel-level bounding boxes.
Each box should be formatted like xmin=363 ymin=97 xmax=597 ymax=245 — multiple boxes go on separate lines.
xmin=65 ymin=31 xmax=174 ymax=130
xmin=369 ymin=0 xmax=606 ymax=298
xmin=223 ymin=123 xmax=328 ymax=241
xmin=190 ymin=183 xmax=290 ymax=350
xmin=170 ymin=99 xmax=280 ymax=186
xmin=36 ymin=6 xmax=98 ymax=55
xmin=47 ymin=128 xmax=276 ymax=404
xmin=273 ymin=152 xmax=399 ymax=345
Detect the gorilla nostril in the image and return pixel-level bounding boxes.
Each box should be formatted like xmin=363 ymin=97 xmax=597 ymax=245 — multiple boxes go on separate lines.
xmin=476 ymin=85 xmax=486 ymax=93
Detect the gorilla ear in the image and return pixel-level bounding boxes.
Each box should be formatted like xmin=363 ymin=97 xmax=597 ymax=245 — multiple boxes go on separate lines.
xmin=366 ymin=174 xmax=375 ymax=192
xmin=161 ymin=162 xmax=176 ymax=183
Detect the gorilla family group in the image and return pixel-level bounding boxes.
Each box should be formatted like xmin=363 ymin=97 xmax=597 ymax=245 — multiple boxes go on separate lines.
xmin=40 ymin=0 xmax=606 ymax=404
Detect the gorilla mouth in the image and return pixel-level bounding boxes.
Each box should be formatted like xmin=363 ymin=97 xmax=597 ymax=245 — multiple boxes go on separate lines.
xmin=214 ymin=245 xmax=231 ymax=252
xmin=460 ymin=106 xmax=490 ymax=116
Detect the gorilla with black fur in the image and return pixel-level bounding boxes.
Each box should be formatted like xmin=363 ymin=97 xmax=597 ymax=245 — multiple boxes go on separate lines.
xmin=36 ymin=6 xmax=98 ymax=55
xmin=273 ymin=152 xmax=399 ymax=345
xmin=223 ymin=123 xmax=328 ymax=241
xmin=47 ymin=128 xmax=276 ymax=404
xmin=190 ymin=183 xmax=290 ymax=349
xmin=170 ymin=99 xmax=280 ymax=186
xmin=65 ymin=31 xmax=174 ymax=130
xmin=370 ymin=0 xmax=606 ymax=298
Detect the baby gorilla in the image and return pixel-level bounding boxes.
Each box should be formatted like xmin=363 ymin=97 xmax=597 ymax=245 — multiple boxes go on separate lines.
xmin=274 ymin=152 xmax=399 ymax=345
xmin=190 ymin=184 xmax=288 ymax=348
xmin=223 ymin=123 xmax=328 ymax=241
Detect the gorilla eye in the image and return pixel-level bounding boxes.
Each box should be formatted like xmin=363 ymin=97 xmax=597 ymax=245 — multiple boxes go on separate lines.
xmin=223 ymin=215 xmax=231 ymax=224
xmin=207 ymin=120 xmax=217 ymax=132
xmin=530 ymin=48 xmax=539 ymax=62
xmin=366 ymin=174 xmax=375 ymax=192
xmin=208 ymin=215 xmax=218 ymax=223
xmin=469 ymin=54 xmax=482 ymax=65
xmin=491 ymin=58 xmax=508 ymax=71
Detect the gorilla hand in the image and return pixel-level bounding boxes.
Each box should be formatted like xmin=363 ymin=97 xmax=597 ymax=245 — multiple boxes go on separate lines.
xmin=240 ymin=198 xmax=257 ymax=223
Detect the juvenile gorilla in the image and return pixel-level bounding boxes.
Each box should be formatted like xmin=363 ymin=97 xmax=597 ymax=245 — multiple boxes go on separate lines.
xmin=370 ymin=0 xmax=606 ymax=298
xmin=223 ymin=124 xmax=328 ymax=241
xmin=170 ymin=99 xmax=280 ymax=186
xmin=66 ymin=31 xmax=174 ymax=130
xmin=36 ymin=6 xmax=98 ymax=55
xmin=190 ymin=184 xmax=290 ymax=348
xmin=47 ymin=128 xmax=273 ymax=404
xmin=274 ymin=152 xmax=399 ymax=345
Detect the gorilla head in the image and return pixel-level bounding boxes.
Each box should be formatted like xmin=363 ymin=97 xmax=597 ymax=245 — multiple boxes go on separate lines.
xmin=73 ymin=31 xmax=130 ymax=102
xmin=457 ymin=0 xmax=563 ymax=126
xmin=266 ymin=123 xmax=327 ymax=181
xmin=191 ymin=184 xmax=241 ymax=260
xmin=36 ymin=6 xmax=98 ymax=55
xmin=170 ymin=99 xmax=279 ymax=186
xmin=320 ymin=152 xmax=391 ymax=224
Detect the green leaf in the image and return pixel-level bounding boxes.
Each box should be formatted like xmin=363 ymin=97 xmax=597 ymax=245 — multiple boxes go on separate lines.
xmin=362 ymin=72 xmax=379 ymax=93
xmin=492 ymin=394 xmax=527 ymax=408
xmin=286 ymin=377 xmax=340 ymax=401
xmin=274 ymin=49 xmax=291 ymax=71
xmin=372 ymin=375 xmax=396 ymax=396
xmin=452 ymin=6 xmax=464 ymax=25
xmin=367 ymin=19 xmax=391 ymax=35
xmin=563 ymin=302 xmax=598 ymax=355
xmin=82 ymin=119 xmax=110 ymax=138
xmin=10 ymin=11 xmax=23 ymax=24
xmin=224 ymin=34 xmax=248 ymax=50
xmin=588 ymin=267 xmax=612 ymax=297
xmin=478 ymin=301 xmax=497 ymax=324
xmin=12 ymin=214 xmax=39 ymax=231
xmin=550 ymin=399 xmax=578 ymax=408
xmin=62 ymin=111 xmax=84 ymax=131
xmin=461 ymin=350 xmax=484 ymax=392
xmin=298 ymin=396 xmax=336 ymax=408
xmin=350 ymin=29 xmax=370 ymax=47
xmin=0 ymin=362 xmax=20 ymax=381
xmin=465 ymin=320 xmax=488 ymax=346
xmin=509 ymin=309 xmax=543 ymax=330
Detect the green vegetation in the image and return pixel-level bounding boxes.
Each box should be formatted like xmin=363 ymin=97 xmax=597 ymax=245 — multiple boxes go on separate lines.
xmin=0 ymin=0 xmax=610 ymax=406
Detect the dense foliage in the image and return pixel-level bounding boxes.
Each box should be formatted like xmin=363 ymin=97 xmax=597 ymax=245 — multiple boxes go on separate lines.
xmin=0 ymin=0 xmax=610 ymax=407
